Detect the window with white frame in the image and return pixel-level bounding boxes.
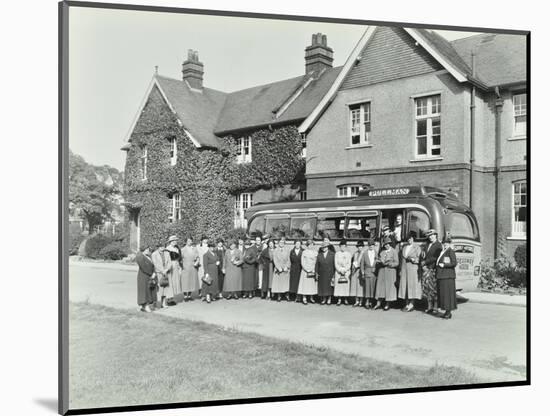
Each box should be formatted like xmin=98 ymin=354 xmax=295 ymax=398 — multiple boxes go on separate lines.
xmin=301 ymin=133 xmax=307 ymax=158
xmin=169 ymin=137 xmax=177 ymax=165
xmin=512 ymin=181 xmax=527 ymax=238
xmin=236 ymin=136 xmax=252 ymax=163
xmin=299 ymin=190 xmax=307 ymax=201
xmin=414 ymin=95 xmax=441 ymax=158
xmin=140 ymin=145 xmax=148 ymax=180
xmin=337 ymin=185 xmax=361 ymax=198
xmin=513 ymin=93 xmax=527 ymax=137
xmin=349 ymin=102 xmax=371 ymax=146
xmin=168 ymin=193 xmax=182 ymax=223
xmin=234 ymin=193 xmax=252 ymax=228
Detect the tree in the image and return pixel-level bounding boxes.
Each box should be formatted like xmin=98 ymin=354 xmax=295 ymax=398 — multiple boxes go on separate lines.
xmin=68 ymin=150 xmax=121 ymax=232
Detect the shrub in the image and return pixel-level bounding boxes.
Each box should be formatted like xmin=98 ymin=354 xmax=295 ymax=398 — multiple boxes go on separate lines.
xmin=514 ymin=244 xmax=527 ymax=269
xmin=99 ymin=241 xmax=128 ymax=260
xmin=226 ymin=227 xmax=248 ymax=242
xmin=84 ymin=234 xmax=115 ymax=259
xmin=478 ymin=255 xmax=527 ymax=290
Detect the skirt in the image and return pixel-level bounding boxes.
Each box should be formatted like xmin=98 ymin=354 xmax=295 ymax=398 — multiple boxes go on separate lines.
xmin=167 ymin=261 xmax=182 ymax=297
xmin=375 ymin=268 xmax=397 ymax=301
xmin=363 ymin=277 xmax=376 ymax=298
xmin=271 ymin=271 xmax=290 ymax=294
xmin=349 ymin=269 xmax=365 ymax=298
xmin=398 ymin=263 xmax=422 ymax=300
xmin=297 ymin=270 xmax=317 ymax=295
xmin=242 ymin=266 xmax=256 ymax=291
xmin=437 ymin=278 xmax=457 ymax=311
xmin=333 ymin=272 xmax=351 ymax=297
xmin=181 ymin=265 xmax=199 ymax=293
xmin=260 ymin=264 xmax=273 ymax=292
xmin=422 ymin=268 xmax=438 ymax=301
xmin=202 ymin=274 xmax=219 ymax=296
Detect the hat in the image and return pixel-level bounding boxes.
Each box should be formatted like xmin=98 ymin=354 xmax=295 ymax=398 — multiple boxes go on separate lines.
xmin=262 ymin=233 xmax=271 ymax=240
xmin=356 ymin=240 xmax=365 ymax=247
xmin=339 ymin=240 xmax=347 ymax=246
xmin=425 ymin=229 xmax=438 ymax=237
xmin=382 ymin=236 xmax=392 ymax=245
xmin=321 ymin=241 xmax=330 ymax=248
xmin=167 ymin=235 xmax=178 ymax=243
xmin=382 ymin=225 xmax=390 ymax=232
xmin=367 ymin=238 xmax=376 ymax=246
xmin=407 ymin=230 xmax=417 ymax=240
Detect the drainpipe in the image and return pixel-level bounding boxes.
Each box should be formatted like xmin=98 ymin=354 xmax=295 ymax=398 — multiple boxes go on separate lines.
xmin=494 ymin=87 xmax=504 ymax=259
xmin=469 ymin=51 xmax=476 ymax=208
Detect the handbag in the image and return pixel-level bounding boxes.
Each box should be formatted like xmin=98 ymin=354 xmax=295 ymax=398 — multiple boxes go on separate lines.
xmin=306 ymin=271 xmax=316 ymax=278
xmin=159 ymin=275 xmax=169 ymax=288
xmin=202 ymin=274 xmax=213 ymax=286
xmin=337 ymin=276 xmax=349 ymax=284
xmin=149 ymin=276 xmax=158 ymax=289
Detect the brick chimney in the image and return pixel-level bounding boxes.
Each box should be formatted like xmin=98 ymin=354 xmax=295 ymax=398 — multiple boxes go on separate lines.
xmin=182 ymin=49 xmax=204 ymax=89
xmin=305 ymin=33 xmax=333 ymax=75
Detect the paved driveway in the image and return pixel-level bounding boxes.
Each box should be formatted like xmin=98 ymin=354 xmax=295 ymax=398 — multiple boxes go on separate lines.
xmin=69 ymin=262 xmax=527 ymax=383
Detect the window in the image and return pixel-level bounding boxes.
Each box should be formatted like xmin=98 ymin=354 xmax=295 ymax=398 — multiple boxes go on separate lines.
xmin=349 ymin=102 xmax=371 ymax=146
xmin=337 ymin=185 xmax=361 ymax=198
xmin=345 ymin=211 xmax=379 ymax=240
xmin=248 ymin=215 xmax=265 ymax=238
xmin=301 ymin=133 xmax=307 ymax=158
xmin=140 ymin=145 xmax=148 ymax=180
xmin=512 ymin=181 xmax=527 ymax=237
xmin=289 ymin=215 xmax=316 ymax=239
xmin=448 ymin=212 xmax=476 ymax=240
xmin=513 ymin=93 xmax=527 ymax=137
xmin=299 ymin=190 xmax=307 ymax=201
xmin=415 ymin=95 xmax=441 ymax=158
xmin=266 ymin=216 xmax=290 ymax=238
xmin=407 ymin=210 xmax=430 ymax=240
xmin=234 ymin=193 xmax=252 ymax=228
xmin=236 ymin=136 xmax=252 ymax=163
xmin=315 ymin=213 xmax=345 ymax=240
xmin=169 ymin=137 xmax=177 ymax=166
xmin=169 ymin=193 xmax=182 ymax=222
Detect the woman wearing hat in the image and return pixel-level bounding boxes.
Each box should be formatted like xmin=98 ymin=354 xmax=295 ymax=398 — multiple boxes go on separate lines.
xmin=421 ymin=229 xmax=443 ymax=314
xmin=360 ymin=238 xmax=378 ymax=308
xmin=164 ymin=235 xmax=183 ymax=303
xmin=272 ymin=237 xmax=291 ymax=301
xmin=398 ymin=231 xmax=422 ymax=312
xmin=222 ymin=240 xmax=244 ymax=299
xmin=315 ymin=240 xmax=335 ymax=305
xmin=136 ymin=245 xmax=157 ymax=312
xmin=349 ymin=241 xmax=365 ymax=307
xmin=436 ymin=236 xmax=458 ymax=319
xmin=180 ymin=237 xmax=200 ymax=301
xmin=374 ymin=237 xmax=399 ymax=310
xmin=202 ymin=241 xmax=220 ymax=303
xmin=334 ymin=240 xmax=352 ymax=306
xmin=259 ymin=238 xmax=275 ymax=300
xmin=242 ymin=239 xmax=258 ymax=298
xmin=289 ymin=239 xmax=304 ymax=302
xmin=297 ymin=239 xmax=318 ymax=304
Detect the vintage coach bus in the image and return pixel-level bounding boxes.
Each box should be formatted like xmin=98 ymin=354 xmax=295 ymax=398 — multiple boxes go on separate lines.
xmin=245 ymin=186 xmax=481 ymax=291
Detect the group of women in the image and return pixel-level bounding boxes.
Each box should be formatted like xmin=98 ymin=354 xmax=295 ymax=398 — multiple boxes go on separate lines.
xmin=136 ymin=229 xmax=458 ymax=319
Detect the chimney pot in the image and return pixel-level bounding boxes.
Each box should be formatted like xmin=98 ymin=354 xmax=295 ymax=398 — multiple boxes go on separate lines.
xmin=305 ymin=33 xmax=333 ymax=75
xmin=182 ymin=49 xmax=204 ymax=89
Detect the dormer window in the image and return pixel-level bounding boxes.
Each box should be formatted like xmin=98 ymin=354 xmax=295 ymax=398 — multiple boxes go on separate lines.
xmin=236 ymin=136 xmax=251 ymax=164
xmin=169 ymin=137 xmax=177 ymax=166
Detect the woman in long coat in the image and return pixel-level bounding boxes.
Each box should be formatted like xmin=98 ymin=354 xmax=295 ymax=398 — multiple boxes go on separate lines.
xmin=180 ymin=237 xmax=200 ymax=301
xmin=374 ymin=237 xmax=399 ymax=310
xmin=242 ymin=239 xmax=258 ymax=298
xmin=164 ymin=235 xmax=183 ymax=303
xmin=202 ymin=242 xmax=219 ymax=303
xmin=259 ymin=240 xmax=274 ymax=299
xmin=136 ymin=246 xmax=156 ymax=312
xmin=196 ymin=237 xmax=209 ymax=298
xmin=334 ymin=240 xmax=352 ymax=305
xmin=223 ymin=240 xmax=243 ymax=299
xmin=151 ymin=243 xmax=170 ymax=308
xmin=360 ymin=239 xmax=378 ymax=308
xmin=289 ymin=240 xmax=303 ymax=301
xmin=398 ymin=231 xmax=423 ymax=312
xmin=436 ymin=236 xmax=458 ymax=319
xmin=421 ymin=229 xmax=443 ymax=314
xmin=315 ymin=241 xmax=335 ymax=305
xmin=349 ymin=241 xmax=365 ymax=307
xmin=272 ymin=238 xmax=291 ymax=301
xmin=297 ymin=240 xmax=318 ymax=304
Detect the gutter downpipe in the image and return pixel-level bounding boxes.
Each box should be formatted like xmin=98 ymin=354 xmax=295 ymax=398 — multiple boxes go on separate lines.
xmin=469 ymin=51 xmax=476 ymax=208
xmin=494 ymin=87 xmax=504 ymax=259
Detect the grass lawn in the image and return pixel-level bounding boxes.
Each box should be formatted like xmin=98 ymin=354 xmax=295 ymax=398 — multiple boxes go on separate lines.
xmin=69 ymin=302 xmax=481 ymax=410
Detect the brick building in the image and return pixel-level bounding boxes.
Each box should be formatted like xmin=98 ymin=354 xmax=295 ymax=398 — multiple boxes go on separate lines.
xmin=299 ymin=26 xmax=527 ymax=260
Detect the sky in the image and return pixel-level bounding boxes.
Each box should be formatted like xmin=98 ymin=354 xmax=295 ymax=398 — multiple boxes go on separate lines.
xmin=68 ymin=7 xmax=482 ymax=170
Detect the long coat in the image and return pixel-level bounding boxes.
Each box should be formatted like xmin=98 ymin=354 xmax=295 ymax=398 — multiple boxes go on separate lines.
xmin=298 ymin=248 xmax=318 ymax=295
xmin=151 ymin=248 xmax=169 ymax=299
xmin=223 ymin=248 xmax=243 ymax=292
xmin=202 ymin=250 xmax=219 ymax=296
xmin=164 ymin=246 xmax=182 ymax=297
xmin=398 ymin=243 xmax=422 ymax=300
xmin=180 ymin=245 xmax=200 ymax=293
xmin=334 ymin=250 xmax=352 ymax=297
xmin=289 ymin=248 xmax=303 ymax=294
xmin=136 ymin=251 xmax=156 ymax=305
xmin=349 ymin=250 xmax=365 ymax=298
xmin=197 ymin=245 xmax=209 ymax=284
xmin=215 ymin=246 xmax=226 ymax=292
xmin=259 ymin=247 xmax=273 ymax=293
xmin=360 ymin=248 xmax=377 ymax=298
xmin=421 ymin=240 xmax=443 ymax=301
xmin=315 ymin=250 xmax=335 ymax=297
xmin=375 ymin=246 xmax=399 ymax=301
xmin=436 ymin=247 xmax=458 ymax=311
xmin=242 ymin=246 xmax=258 ymax=291
xmin=272 ymin=247 xmax=290 ymax=294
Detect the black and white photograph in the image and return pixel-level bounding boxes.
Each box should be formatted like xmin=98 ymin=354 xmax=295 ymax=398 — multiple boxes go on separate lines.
xmin=57 ymin=0 xmax=531 ymax=414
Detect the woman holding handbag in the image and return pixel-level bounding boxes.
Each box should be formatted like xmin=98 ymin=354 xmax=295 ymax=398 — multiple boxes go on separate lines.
xmin=151 ymin=243 xmax=170 ymax=308
xmin=136 ymin=245 xmax=157 ymax=313
xmin=436 ymin=236 xmax=458 ymax=319
xmin=373 ymin=237 xmax=399 ymax=310
xmin=259 ymin=239 xmax=274 ymax=300
xmin=223 ymin=240 xmax=244 ymax=299
xmin=164 ymin=235 xmax=183 ymax=304
xmin=181 ymin=237 xmax=200 ymax=301
xmin=398 ymin=231 xmax=423 ymax=312
xmin=297 ymin=240 xmax=318 ymax=304
xmin=202 ymin=241 xmax=219 ymax=303
xmin=272 ymin=237 xmax=291 ymax=302
xmin=349 ymin=241 xmax=365 ymax=307
xmin=360 ymin=238 xmax=378 ymax=308
xmin=333 ymin=240 xmax=352 ymax=306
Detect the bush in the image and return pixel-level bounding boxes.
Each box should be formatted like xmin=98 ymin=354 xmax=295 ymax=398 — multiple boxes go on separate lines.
xmin=225 ymin=227 xmax=248 ymax=242
xmin=478 ymin=255 xmax=527 ymax=290
xmin=84 ymin=234 xmax=115 ymax=259
xmin=99 ymin=241 xmax=128 ymax=260
xmin=514 ymin=244 xmax=527 ymax=269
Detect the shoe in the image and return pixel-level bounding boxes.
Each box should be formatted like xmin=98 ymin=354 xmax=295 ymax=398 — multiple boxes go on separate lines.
xmin=424 ymin=308 xmax=433 ymax=314
xmin=320 ymin=299 xmax=326 ymax=305
xmin=309 ymin=297 xmax=316 ymax=304
xmin=248 ymin=294 xmax=253 ymax=299
xmin=442 ymin=312 xmax=452 ymax=320
xmin=327 ymin=298 xmax=332 ymax=305
xmin=344 ymin=299 xmax=349 ymax=305
xmin=302 ymin=299 xmax=308 ymax=305
xmin=206 ymin=295 xmax=211 ymax=304
xmin=144 ymin=305 xmax=152 ymax=313
xmin=383 ymin=305 xmax=390 ymax=311
xmin=336 ymin=299 xmax=342 ymax=306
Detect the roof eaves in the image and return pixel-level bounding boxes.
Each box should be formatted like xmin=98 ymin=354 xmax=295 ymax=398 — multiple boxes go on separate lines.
xmin=214 ymin=117 xmax=307 ymax=137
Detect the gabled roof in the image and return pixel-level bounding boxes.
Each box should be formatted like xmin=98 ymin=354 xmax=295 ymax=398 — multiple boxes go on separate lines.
xmin=214 ymin=66 xmax=342 ymax=135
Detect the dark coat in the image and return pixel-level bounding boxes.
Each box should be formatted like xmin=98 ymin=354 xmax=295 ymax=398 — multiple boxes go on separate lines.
xmin=215 ymin=246 xmax=225 ymax=292
xmin=436 ymin=247 xmax=458 ymax=311
xmin=289 ymin=248 xmax=303 ymax=294
xmin=136 ymin=251 xmax=156 ymax=305
xmin=315 ymin=250 xmax=335 ymax=297
xmin=259 ymin=247 xmax=273 ymax=292
xmin=422 ymin=240 xmax=443 ymax=270
xmin=435 ymin=248 xmax=457 ymax=280
xmin=242 ymin=246 xmax=258 ymax=291
xmin=202 ymin=250 xmax=219 ymax=296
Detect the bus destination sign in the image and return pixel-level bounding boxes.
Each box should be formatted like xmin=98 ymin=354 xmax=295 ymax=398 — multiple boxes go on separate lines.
xmin=367 ymin=188 xmax=411 ymax=197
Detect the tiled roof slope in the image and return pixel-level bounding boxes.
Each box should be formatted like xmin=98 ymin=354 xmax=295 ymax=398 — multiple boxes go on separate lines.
xmin=451 ymin=33 xmax=527 ymax=87
xmin=155 ymin=75 xmax=227 ymax=148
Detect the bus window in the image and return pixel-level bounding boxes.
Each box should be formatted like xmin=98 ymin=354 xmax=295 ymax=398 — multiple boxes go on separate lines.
xmin=407 ymin=209 xmax=430 ymax=240
xmin=315 ymin=213 xmax=345 ymax=240
xmin=265 ymin=216 xmax=290 ymax=238
xmin=449 ymin=212 xmax=478 ymax=240
xmin=381 ymin=209 xmax=405 ymax=240
xmin=289 ymin=215 xmax=316 ymax=239
xmin=345 ymin=211 xmax=379 ymax=240
xmin=248 ymin=215 xmax=265 ymax=238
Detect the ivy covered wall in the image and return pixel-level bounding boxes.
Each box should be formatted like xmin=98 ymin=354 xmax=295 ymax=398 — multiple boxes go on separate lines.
xmin=123 ymin=85 xmax=304 ymax=248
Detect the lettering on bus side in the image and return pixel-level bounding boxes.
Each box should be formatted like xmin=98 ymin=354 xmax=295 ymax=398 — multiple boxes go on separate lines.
xmin=368 ymin=188 xmax=411 ymax=197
